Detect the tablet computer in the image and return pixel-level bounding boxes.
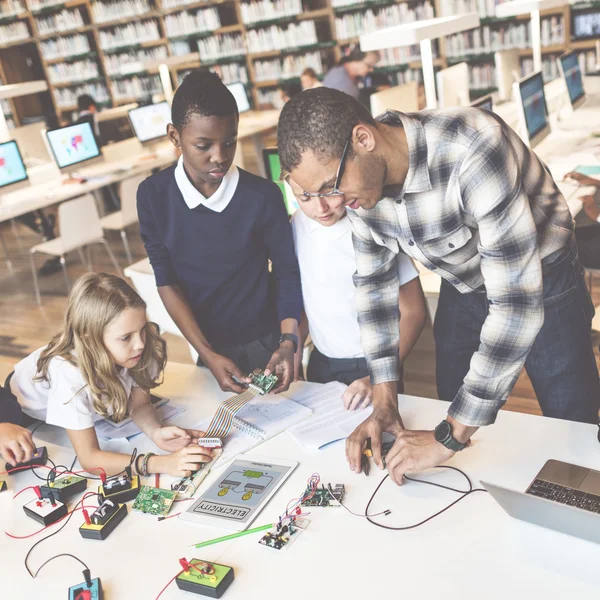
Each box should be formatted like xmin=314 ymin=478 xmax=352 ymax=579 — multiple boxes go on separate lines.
xmin=179 ymin=456 xmax=298 ymax=531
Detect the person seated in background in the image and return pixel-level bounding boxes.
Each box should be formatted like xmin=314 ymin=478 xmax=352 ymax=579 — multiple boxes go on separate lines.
xmin=279 ymin=81 xmax=303 ymax=107
xmin=360 ymin=71 xmax=392 ymax=110
xmin=137 ymin=70 xmax=302 ymax=395
xmin=289 ymin=174 xmax=427 ymax=410
xmin=565 ymin=171 xmax=600 ymax=269
xmin=300 ymin=68 xmax=323 ymax=91
xmin=75 ymin=94 xmax=102 ymax=145
xmin=0 ymin=376 xmax=35 ymax=468
xmin=322 ymin=47 xmax=380 ymax=101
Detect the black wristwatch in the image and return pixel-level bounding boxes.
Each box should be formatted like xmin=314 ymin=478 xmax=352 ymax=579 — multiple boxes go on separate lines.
xmin=434 ymin=420 xmax=468 ymax=452
xmin=279 ymin=333 xmax=298 ymax=353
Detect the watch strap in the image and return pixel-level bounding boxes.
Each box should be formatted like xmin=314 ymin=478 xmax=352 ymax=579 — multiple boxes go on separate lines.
xmin=279 ymin=333 xmax=298 ymax=353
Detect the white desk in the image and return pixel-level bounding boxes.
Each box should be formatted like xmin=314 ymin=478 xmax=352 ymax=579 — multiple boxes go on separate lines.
xmin=2 ymin=362 xmax=600 ymax=599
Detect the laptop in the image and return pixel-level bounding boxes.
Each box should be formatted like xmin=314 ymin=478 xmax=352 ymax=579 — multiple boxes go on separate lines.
xmin=482 ymin=459 xmax=600 ymax=544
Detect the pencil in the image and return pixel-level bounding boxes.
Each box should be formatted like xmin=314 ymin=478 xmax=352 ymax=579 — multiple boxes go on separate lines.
xmin=189 ymin=523 xmax=274 ymax=549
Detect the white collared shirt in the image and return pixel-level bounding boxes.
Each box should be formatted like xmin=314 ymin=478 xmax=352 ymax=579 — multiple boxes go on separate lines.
xmin=174 ymin=155 xmax=240 ymax=213
xmin=11 ymin=347 xmax=137 ymax=430
xmin=291 ymin=210 xmax=418 ymax=359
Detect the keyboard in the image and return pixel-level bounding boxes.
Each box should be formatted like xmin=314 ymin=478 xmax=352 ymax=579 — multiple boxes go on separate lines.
xmin=527 ymin=478 xmax=600 ymax=513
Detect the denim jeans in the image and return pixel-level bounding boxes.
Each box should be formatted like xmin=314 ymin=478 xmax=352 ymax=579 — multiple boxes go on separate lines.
xmin=434 ymin=245 xmax=600 ymax=424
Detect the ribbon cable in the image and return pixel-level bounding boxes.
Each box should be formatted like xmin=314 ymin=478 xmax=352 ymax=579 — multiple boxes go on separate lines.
xmin=202 ymin=386 xmax=261 ymax=440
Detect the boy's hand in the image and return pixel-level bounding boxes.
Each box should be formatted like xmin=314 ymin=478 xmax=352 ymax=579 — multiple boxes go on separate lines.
xmin=264 ymin=341 xmax=295 ymax=393
xmin=565 ymin=172 xmax=600 ymax=187
xmin=0 ymin=423 xmax=35 ymax=467
xmin=342 ymin=376 xmax=372 ymax=411
xmin=205 ymin=353 xmax=250 ymax=394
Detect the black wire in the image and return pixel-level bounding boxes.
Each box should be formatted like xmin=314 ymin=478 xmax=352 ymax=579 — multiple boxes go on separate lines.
xmin=29 ymin=458 xmax=57 ymax=482
xmin=364 ymin=466 xmax=488 ymax=531
xmin=24 ymin=492 xmax=101 ymax=578
xmin=31 ymin=553 xmax=89 ymax=579
xmin=28 ymin=421 xmax=44 ymax=436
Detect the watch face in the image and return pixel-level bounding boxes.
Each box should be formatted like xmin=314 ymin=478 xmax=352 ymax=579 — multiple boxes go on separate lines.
xmin=435 ymin=420 xmax=451 ymax=442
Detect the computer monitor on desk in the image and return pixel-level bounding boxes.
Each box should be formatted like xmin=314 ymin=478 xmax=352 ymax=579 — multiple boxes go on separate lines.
xmin=227 ymin=82 xmax=251 ymax=114
xmin=128 ymin=101 xmax=171 ymax=147
xmin=370 ymin=82 xmax=419 ymax=116
xmin=263 ymin=148 xmax=299 ymax=217
xmin=436 ymin=63 xmax=470 ymax=108
xmin=558 ymin=51 xmax=586 ymax=111
xmin=471 ymin=94 xmax=493 ymax=111
xmin=0 ymin=140 xmax=29 ymax=193
xmin=45 ymin=121 xmax=102 ymax=175
xmin=514 ymin=71 xmax=551 ymax=149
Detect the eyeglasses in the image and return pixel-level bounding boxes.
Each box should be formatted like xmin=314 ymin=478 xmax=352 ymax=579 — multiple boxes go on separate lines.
xmin=302 ymin=137 xmax=351 ymax=199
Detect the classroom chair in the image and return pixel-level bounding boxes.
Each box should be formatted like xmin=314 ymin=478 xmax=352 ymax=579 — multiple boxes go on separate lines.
xmin=100 ymin=171 xmax=150 ymax=264
xmin=29 ymin=193 xmax=122 ymax=305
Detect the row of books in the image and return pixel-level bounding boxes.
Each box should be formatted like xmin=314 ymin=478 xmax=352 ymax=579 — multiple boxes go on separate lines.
xmin=572 ymin=12 xmax=600 ymax=40
xmin=246 ymin=21 xmax=318 ymax=53
xmin=386 ymin=67 xmax=423 ymax=86
xmin=35 ymin=8 xmax=84 ymax=36
xmin=47 ymin=58 xmax=100 ymax=84
xmin=91 ymin=0 xmax=151 ymax=24
xmin=468 ymin=63 xmax=495 ymax=90
xmin=240 ymin=0 xmax=302 ymax=25
xmin=104 ymin=45 xmax=168 ymax=75
xmin=577 ymin=49 xmax=599 ymax=74
xmin=197 ymin=32 xmax=245 ymax=61
xmin=0 ymin=20 xmax=28 ymax=42
xmin=0 ymin=0 xmax=25 ymax=18
xmin=39 ymin=32 xmax=90 ymax=59
xmin=112 ymin=74 xmax=162 ymax=100
xmin=254 ymin=51 xmax=323 ymax=81
xmin=520 ymin=56 xmax=559 ymax=82
xmin=378 ymin=45 xmax=423 ymax=67
xmin=178 ymin=63 xmax=249 ymax=85
xmin=438 ymin=0 xmax=513 ymax=19
xmin=335 ymin=2 xmax=435 ymax=40
xmin=54 ymin=82 xmax=110 ymax=108
xmin=98 ymin=19 xmax=161 ymax=50
xmin=164 ymin=7 xmax=220 ymax=37
xmin=29 ymin=0 xmax=64 ymax=13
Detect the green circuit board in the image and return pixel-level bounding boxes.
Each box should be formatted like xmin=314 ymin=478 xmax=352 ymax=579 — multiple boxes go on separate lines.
xmin=249 ymin=370 xmax=278 ymax=395
xmin=132 ymin=486 xmax=177 ymax=517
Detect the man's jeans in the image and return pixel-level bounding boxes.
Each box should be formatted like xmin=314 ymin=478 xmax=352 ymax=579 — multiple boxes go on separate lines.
xmin=434 ymin=244 xmax=600 ymax=424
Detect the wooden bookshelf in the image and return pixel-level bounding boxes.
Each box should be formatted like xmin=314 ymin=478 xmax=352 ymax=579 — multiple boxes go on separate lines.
xmin=0 ymin=0 xmax=598 ymax=121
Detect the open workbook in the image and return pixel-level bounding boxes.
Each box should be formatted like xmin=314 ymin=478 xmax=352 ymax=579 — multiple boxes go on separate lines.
xmin=193 ymin=394 xmax=313 ymax=467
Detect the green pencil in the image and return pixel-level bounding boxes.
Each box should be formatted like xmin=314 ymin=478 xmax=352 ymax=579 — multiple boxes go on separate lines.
xmin=189 ymin=523 xmax=274 ymax=549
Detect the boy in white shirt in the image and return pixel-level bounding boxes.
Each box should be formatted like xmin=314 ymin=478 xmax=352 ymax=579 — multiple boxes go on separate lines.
xmin=290 ymin=179 xmax=427 ymax=410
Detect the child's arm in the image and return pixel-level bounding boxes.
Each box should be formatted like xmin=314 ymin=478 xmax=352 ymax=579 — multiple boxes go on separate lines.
xmin=67 ymin=427 xmax=214 ymax=477
xmin=565 ymin=172 xmax=600 ymax=187
xmin=293 ymin=311 xmax=309 ymax=382
xmin=128 ymin=387 xmax=204 ymax=452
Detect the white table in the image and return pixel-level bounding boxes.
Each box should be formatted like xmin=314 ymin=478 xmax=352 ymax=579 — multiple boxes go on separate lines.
xmin=2 ymin=362 xmax=600 ymax=599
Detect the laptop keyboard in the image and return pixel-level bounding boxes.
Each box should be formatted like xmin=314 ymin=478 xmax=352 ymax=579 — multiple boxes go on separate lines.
xmin=527 ymin=479 xmax=600 ymax=513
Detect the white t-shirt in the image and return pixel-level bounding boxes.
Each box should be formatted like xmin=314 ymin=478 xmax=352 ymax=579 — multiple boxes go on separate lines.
xmin=291 ymin=210 xmax=418 ymax=359
xmin=11 ymin=347 xmax=137 ymax=430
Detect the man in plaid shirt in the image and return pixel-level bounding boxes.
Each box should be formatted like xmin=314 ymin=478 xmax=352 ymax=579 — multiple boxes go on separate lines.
xmin=278 ymin=87 xmax=600 ymax=484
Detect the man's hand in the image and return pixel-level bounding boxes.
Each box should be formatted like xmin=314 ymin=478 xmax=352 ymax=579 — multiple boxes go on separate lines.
xmin=204 ymin=353 xmax=249 ymax=394
xmin=346 ymin=402 xmax=404 ymax=473
xmin=0 ymin=423 xmax=35 ymax=467
xmin=580 ymin=194 xmax=600 ymax=222
xmin=264 ymin=341 xmax=295 ymax=393
xmin=565 ymin=171 xmax=600 ymax=187
xmin=342 ymin=376 xmax=372 ymax=411
xmin=384 ymin=430 xmax=455 ymax=485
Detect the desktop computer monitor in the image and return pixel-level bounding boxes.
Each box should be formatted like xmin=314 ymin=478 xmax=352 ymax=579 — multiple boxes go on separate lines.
xmin=0 ymin=140 xmax=28 ymax=191
xmin=514 ymin=71 xmax=551 ymax=149
xmin=495 ymin=49 xmax=520 ymax=102
xmin=45 ymin=121 xmax=102 ymax=171
xmin=471 ymin=94 xmax=493 ymax=111
xmin=370 ymin=81 xmax=419 ymax=115
xmin=436 ymin=63 xmax=470 ymax=108
xmin=263 ymin=148 xmax=299 ymax=217
xmin=558 ymin=51 xmax=586 ymax=111
xmin=10 ymin=122 xmax=51 ymax=166
xmin=128 ymin=101 xmax=171 ymax=144
xmin=227 ymin=82 xmax=251 ymax=114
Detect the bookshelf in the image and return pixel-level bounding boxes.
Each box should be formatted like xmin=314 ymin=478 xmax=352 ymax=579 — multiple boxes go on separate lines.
xmin=0 ymin=0 xmax=598 ymax=123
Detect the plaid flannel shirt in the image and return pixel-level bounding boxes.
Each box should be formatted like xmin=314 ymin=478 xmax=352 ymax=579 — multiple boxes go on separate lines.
xmin=348 ymin=109 xmax=573 ymax=427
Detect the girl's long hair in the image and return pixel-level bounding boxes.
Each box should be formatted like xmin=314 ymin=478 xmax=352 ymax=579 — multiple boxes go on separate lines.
xmin=35 ymin=272 xmax=167 ymax=422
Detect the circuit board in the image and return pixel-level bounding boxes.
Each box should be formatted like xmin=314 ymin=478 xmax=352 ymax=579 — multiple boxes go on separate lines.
xmin=258 ymin=518 xmax=309 ymax=550
xmin=49 ymin=475 xmax=86 ymax=489
xmin=132 ymin=486 xmax=177 ymax=517
xmin=301 ymin=484 xmax=345 ymax=507
xmin=249 ymin=369 xmax=278 ymax=395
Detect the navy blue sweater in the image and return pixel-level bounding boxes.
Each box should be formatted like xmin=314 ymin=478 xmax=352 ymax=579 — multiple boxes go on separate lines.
xmin=137 ymin=166 xmax=302 ymax=348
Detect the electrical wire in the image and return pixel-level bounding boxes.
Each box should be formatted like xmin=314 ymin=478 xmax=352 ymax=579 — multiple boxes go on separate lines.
xmin=325 ymin=484 xmax=390 ymax=518
xmin=31 ymin=553 xmax=90 ymax=579
xmin=156 ymin=561 xmax=215 ymax=600
xmin=364 ymin=466 xmax=488 ymax=531
xmin=6 ymin=504 xmax=98 ymax=539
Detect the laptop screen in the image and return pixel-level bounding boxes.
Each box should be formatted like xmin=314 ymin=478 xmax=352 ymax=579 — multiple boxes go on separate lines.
xmin=559 ymin=52 xmax=585 ymax=108
xmin=0 ymin=140 xmax=28 ymax=189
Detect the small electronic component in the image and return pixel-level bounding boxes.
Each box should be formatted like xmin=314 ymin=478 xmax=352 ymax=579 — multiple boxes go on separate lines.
xmin=98 ymin=474 xmax=140 ymax=503
xmin=68 ymin=576 xmax=103 ymax=600
xmin=0 ymin=481 xmax=6 ymax=493
xmin=248 ymin=369 xmax=278 ymax=395
xmin=175 ymin=559 xmax=234 ymax=598
xmin=132 ymin=485 xmax=177 ymax=517
xmin=198 ymin=438 xmax=222 ymax=449
xmin=172 ymin=449 xmax=223 ymax=500
xmin=80 ymin=500 xmax=127 ymax=540
xmin=301 ymin=484 xmax=345 ymax=507
xmin=23 ymin=495 xmax=68 ymax=526
xmin=258 ymin=517 xmax=309 ymax=550
xmin=40 ymin=474 xmax=87 ymax=502
xmin=5 ymin=446 xmax=48 ymax=474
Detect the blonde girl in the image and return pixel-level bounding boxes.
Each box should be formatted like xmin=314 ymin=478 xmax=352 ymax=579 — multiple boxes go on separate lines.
xmin=10 ymin=272 xmax=212 ymax=477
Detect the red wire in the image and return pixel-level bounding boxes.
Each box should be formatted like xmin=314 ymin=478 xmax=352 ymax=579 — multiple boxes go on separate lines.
xmin=156 ymin=563 xmax=214 ymax=599
xmin=155 ymin=473 xmax=160 ymax=488
xmin=0 ymin=464 xmax=54 ymax=476
xmin=13 ymin=486 xmax=38 ymax=500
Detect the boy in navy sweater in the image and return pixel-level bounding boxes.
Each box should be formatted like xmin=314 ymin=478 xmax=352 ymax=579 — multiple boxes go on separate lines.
xmin=138 ymin=70 xmax=302 ymax=394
